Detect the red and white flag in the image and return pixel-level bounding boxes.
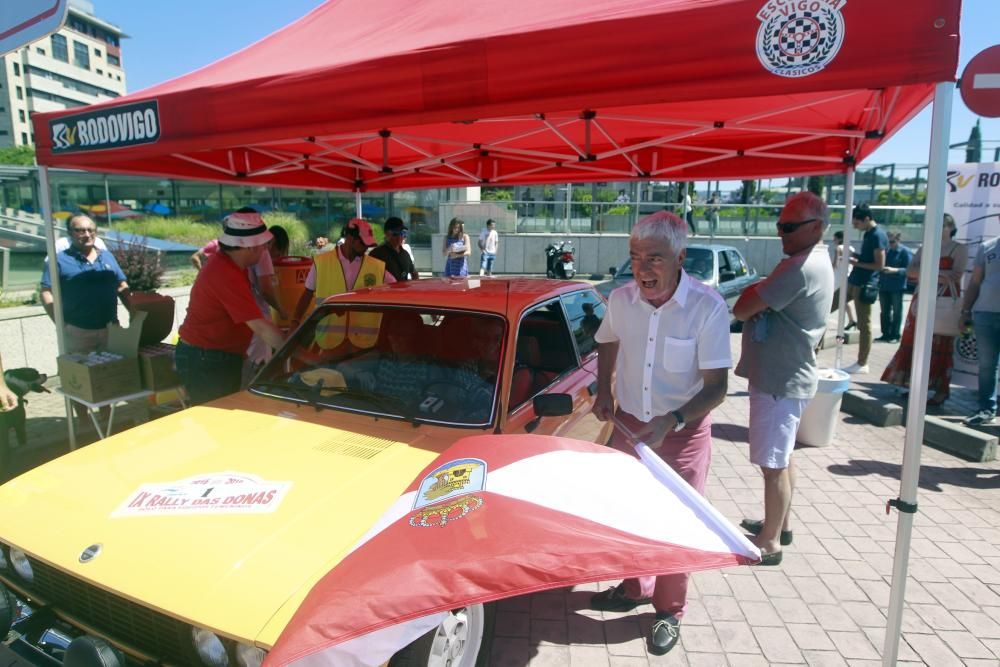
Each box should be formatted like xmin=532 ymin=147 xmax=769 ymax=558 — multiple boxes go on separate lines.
xmin=265 ymin=434 xmax=759 ymax=666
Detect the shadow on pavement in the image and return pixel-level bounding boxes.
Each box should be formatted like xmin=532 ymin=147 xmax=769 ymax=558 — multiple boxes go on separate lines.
xmin=828 ymin=458 xmax=1000 ymax=492
xmin=712 ymin=423 xmax=749 ymax=444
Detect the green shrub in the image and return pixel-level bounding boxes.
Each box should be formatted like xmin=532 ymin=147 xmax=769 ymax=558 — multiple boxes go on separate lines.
xmin=111 ymin=212 xmax=312 ymax=251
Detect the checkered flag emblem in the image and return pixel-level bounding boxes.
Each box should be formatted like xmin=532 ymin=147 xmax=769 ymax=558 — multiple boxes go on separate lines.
xmin=777 ymin=15 xmax=822 ymax=59
xmin=756 ymin=3 xmax=845 ymax=78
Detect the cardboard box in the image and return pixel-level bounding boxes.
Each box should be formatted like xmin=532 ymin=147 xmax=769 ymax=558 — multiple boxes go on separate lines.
xmin=138 ymin=343 xmax=181 ymax=391
xmin=57 ymin=312 xmax=146 ymax=404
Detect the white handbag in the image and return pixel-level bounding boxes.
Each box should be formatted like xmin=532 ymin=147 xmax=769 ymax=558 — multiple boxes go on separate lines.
xmin=933 ymin=280 xmax=962 ymax=337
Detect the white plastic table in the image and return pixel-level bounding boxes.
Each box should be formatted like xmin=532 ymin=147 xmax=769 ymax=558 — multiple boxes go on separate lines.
xmin=57 ymin=388 xmax=184 ymax=448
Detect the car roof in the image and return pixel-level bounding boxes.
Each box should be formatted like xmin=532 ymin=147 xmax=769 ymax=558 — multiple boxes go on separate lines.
xmin=320 ymin=277 xmax=592 ymax=318
xmin=688 ymin=243 xmax=738 ymax=252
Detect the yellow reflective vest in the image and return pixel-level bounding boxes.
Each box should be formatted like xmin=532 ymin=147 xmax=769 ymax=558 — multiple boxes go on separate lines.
xmin=313 ymin=248 xmax=385 ymax=349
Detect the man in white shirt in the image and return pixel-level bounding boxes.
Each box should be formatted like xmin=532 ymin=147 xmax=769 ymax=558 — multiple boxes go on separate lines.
xmin=589 ymin=210 xmax=731 ymax=656
xmin=478 ymin=219 xmax=499 ymax=276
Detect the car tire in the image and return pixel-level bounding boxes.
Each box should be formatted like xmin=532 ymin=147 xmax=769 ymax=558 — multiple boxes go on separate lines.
xmin=564 ymin=270 xmax=576 ymax=279
xmin=389 ymin=603 xmax=495 ymax=667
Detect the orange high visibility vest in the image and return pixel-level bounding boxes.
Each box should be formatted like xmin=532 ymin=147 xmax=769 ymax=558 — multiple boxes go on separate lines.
xmin=313 ymin=248 xmax=385 ymax=349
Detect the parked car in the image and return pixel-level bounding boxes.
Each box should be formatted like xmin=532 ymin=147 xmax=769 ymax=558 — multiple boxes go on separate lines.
xmin=0 ymin=279 xmax=612 ymax=667
xmin=596 ymin=243 xmax=760 ymax=325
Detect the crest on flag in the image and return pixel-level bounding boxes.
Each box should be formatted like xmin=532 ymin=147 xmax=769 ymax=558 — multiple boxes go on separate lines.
xmin=409 ymin=458 xmax=487 ymax=527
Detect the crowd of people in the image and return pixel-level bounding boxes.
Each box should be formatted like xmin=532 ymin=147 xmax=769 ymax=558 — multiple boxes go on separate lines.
xmin=16 ymin=194 xmax=1000 ymax=658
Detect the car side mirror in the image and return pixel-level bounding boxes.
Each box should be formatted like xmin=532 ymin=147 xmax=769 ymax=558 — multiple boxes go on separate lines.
xmin=609 ymin=267 xmax=617 ymax=277
xmin=524 ymin=393 xmax=573 ymax=433
xmin=720 ymin=270 xmax=737 ymax=283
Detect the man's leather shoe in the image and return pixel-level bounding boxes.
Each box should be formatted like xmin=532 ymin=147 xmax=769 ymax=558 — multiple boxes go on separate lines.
xmin=649 ymin=614 xmax=680 ymax=655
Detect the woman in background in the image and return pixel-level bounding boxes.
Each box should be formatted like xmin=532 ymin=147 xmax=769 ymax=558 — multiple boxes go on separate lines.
xmin=443 ymin=217 xmax=470 ymax=277
xmin=882 ymin=214 xmax=968 ymax=406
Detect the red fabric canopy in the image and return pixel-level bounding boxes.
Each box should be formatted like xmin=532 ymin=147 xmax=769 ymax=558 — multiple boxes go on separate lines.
xmin=33 ymin=0 xmax=961 ymax=191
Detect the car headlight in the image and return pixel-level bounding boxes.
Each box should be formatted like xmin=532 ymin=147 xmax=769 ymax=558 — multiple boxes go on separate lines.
xmin=235 ymin=643 xmax=265 ymax=667
xmin=9 ymin=549 xmax=32 ymax=583
xmin=191 ymin=627 xmax=229 ymax=667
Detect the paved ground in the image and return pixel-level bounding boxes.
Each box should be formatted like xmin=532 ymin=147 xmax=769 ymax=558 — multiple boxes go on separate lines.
xmin=5 ymin=306 xmax=1000 ymax=665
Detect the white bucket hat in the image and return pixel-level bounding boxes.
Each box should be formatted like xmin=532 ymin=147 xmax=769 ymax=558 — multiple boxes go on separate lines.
xmin=219 ymin=211 xmax=273 ymax=248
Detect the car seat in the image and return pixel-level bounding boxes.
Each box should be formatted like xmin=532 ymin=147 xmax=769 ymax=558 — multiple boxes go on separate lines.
xmin=509 ymin=335 xmax=542 ymax=408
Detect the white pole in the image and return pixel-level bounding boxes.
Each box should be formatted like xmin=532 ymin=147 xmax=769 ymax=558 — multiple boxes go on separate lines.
xmin=104 ymin=174 xmax=112 ymax=232
xmin=882 ymin=81 xmax=954 ymax=666
xmin=39 ymin=166 xmax=77 ymax=450
xmin=834 ymin=170 xmax=855 ymax=370
xmin=564 ymin=183 xmax=572 ymax=233
xmin=355 ymin=190 xmax=362 ymax=219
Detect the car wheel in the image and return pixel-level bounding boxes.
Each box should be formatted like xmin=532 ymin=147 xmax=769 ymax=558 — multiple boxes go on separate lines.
xmin=389 ymin=603 xmax=495 ymax=667
xmin=564 ymin=270 xmax=576 ymax=279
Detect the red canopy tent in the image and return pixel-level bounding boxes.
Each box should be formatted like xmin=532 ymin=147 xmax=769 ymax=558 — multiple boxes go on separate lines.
xmin=32 ymin=1 xmax=963 ymax=664
xmin=33 ymin=0 xmax=958 ymax=191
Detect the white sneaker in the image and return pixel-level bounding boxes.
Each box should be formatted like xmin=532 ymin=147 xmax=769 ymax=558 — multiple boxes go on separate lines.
xmin=844 ymin=362 xmax=869 ymax=374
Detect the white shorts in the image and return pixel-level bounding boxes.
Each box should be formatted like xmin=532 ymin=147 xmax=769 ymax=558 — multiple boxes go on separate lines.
xmin=748 ymin=386 xmax=809 ymax=469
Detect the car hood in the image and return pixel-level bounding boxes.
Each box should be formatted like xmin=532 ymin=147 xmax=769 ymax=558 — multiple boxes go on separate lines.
xmin=0 ymin=395 xmax=460 ymax=646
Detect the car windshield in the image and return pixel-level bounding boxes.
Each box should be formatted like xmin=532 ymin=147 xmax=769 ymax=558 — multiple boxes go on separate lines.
xmin=617 ymin=247 xmax=714 ymax=281
xmin=251 ymin=306 xmax=505 ymax=427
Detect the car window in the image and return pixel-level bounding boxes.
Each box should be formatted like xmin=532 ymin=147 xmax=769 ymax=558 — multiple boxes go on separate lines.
xmin=726 ymin=250 xmax=748 ymax=276
xmin=562 ymin=289 xmax=606 ymax=358
xmin=718 ymin=250 xmax=735 ymax=281
xmin=251 ymin=306 xmax=504 ymax=427
xmin=683 ymin=248 xmax=713 ymax=280
xmin=509 ymin=300 xmax=579 ymax=411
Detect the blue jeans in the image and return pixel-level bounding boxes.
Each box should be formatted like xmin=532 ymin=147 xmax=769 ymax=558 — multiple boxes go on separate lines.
xmin=879 ymin=290 xmax=904 ymax=340
xmin=973 ymin=311 xmax=1000 ymax=414
xmin=480 ymin=252 xmax=495 ymax=273
xmin=175 ymin=341 xmax=244 ymax=405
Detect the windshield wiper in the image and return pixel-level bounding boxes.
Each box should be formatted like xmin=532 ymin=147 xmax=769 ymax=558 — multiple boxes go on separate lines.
xmin=252 ymin=380 xmax=322 ymax=411
xmin=321 ymin=386 xmax=420 ymax=424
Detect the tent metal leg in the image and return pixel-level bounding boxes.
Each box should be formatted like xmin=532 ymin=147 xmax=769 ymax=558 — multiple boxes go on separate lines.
xmin=883 ymin=81 xmax=954 ymax=667
xmin=38 ymin=167 xmax=74 ymax=451
xmin=834 ymin=170 xmax=854 ymax=370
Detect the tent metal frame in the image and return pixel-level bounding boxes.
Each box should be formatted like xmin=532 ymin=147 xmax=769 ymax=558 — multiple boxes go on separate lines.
xmin=93 ymin=89 xmax=906 ymax=191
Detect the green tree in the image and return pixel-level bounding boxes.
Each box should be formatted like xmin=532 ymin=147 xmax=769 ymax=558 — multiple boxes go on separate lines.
xmin=0 ymin=145 xmax=35 ymax=165
xmin=966 ymin=120 xmax=982 ymax=163
xmin=806 ymin=176 xmax=825 ymax=196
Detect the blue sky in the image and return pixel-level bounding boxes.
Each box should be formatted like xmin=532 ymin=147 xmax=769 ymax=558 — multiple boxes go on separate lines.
xmin=98 ymin=0 xmax=998 ymax=168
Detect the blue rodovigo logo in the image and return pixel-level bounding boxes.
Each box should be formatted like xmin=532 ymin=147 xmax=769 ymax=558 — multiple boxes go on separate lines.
xmin=50 ymin=100 xmax=160 ymax=153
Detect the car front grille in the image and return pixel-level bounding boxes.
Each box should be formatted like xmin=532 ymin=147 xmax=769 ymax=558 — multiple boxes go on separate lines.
xmin=21 ymin=556 xmax=200 ymax=666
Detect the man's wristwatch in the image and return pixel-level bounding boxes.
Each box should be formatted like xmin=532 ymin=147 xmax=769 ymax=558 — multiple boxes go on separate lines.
xmin=670 ymin=410 xmax=685 ymax=432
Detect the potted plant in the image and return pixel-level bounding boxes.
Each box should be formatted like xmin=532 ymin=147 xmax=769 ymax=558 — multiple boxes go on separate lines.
xmin=111 ymin=239 xmax=174 ymax=346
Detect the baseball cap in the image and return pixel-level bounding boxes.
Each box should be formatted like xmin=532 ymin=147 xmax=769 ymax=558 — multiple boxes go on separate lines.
xmin=219 ymin=211 xmax=273 ymax=248
xmin=384 ymin=217 xmax=408 ymax=235
xmin=345 ymin=218 xmax=377 ymax=247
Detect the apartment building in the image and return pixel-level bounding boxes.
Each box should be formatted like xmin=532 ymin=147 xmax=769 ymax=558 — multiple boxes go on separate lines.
xmin=0 ymin=0 xmax=126 ymax=148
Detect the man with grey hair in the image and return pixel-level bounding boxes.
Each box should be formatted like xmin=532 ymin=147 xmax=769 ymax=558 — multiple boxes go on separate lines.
xmin=734 ymin=191 xmax=834 ymax=565
xmin=589 ymin=210 xmax=731 ymax=655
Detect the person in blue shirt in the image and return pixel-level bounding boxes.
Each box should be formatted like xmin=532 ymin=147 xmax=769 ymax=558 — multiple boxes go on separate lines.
xmin=842 ymin=204 xmax=888 ymax=374
xmin=876 ymin=233 xmax=913 ymax=343
xmin=40 ymin=214 xmax=132 ymax=420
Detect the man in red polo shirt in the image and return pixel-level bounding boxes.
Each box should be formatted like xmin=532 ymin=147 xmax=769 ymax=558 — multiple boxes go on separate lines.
xmin=176 ymin=211 xmax=285 ymax=404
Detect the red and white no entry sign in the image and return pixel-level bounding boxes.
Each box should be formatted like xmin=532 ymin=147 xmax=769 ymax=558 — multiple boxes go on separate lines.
xmin=0 ymin=0 xmax=70 ymax=57
xmin=961 ymin=45 xmax=1000 ymax=118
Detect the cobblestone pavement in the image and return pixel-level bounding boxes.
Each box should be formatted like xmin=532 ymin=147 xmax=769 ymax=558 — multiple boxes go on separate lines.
xmin=5 ymin=307 xmax=1000 ymax=665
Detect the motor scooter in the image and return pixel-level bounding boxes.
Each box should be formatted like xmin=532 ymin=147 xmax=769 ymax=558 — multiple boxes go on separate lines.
xmin=545 ymin=240 xmax=576 ymax=279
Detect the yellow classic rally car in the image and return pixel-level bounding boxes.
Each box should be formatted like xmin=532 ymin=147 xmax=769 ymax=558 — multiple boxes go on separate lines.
xmin=0 ymin=278 xmax=611 ymax=667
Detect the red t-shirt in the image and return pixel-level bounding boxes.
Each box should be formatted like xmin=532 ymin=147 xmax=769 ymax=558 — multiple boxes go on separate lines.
xmin=179 ymin=252 xmax=263 ymax=355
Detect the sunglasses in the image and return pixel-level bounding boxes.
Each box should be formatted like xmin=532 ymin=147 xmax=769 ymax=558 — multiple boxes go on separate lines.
xmin=776 ymin=218 xmax=819 ymax=234
xmin=386 ymin=229 xmax=408 ymax=238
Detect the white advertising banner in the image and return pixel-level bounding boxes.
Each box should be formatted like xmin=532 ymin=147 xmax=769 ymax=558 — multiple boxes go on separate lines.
xmin=946 ymin=162 xmax=1000 ymax=388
